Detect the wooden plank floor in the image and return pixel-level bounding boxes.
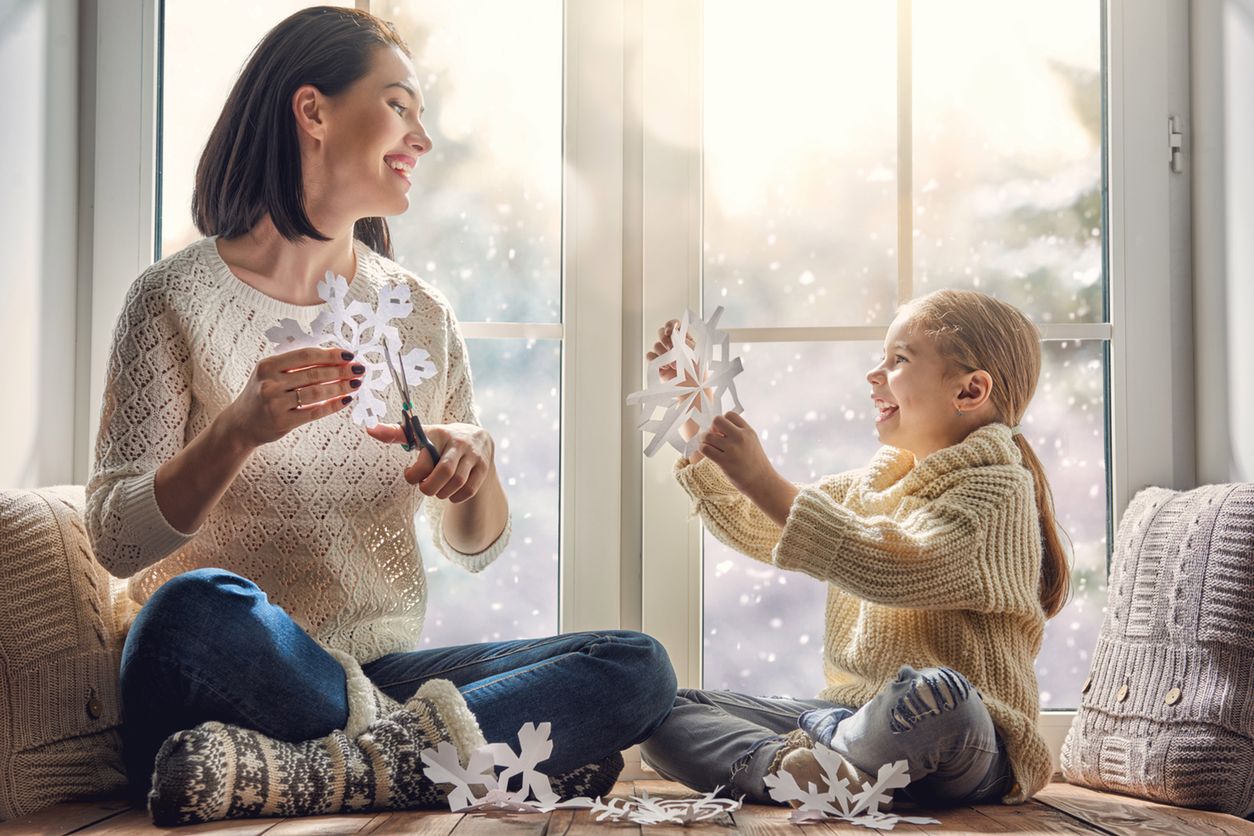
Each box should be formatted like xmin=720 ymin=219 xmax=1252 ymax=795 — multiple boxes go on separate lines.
xmin=2 ymin=781 xmax=1252 ymax=836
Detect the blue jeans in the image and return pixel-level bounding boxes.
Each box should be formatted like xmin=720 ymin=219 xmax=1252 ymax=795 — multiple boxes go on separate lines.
xmin=641 ymin=665 xmax=1014 ymax=806
xmin=119 ymin=568 xmax=677 ymax=799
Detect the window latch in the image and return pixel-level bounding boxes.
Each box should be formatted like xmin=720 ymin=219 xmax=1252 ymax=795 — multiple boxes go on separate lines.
xmin=1169 ymin=117 xmax=1184 ymax=174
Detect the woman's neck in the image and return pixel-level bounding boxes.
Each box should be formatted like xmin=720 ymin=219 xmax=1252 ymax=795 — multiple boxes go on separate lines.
xmin=215 ymin=216 xmax=358 ymax=306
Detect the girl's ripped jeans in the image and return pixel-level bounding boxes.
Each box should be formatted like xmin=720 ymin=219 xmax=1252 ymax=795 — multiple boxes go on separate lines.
xmin=640 ymin=665 xmax=1016 ymax=806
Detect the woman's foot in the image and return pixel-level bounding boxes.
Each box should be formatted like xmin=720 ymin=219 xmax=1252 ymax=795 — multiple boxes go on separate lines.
xmin=148 ymin=678 xmax=484 ymax=825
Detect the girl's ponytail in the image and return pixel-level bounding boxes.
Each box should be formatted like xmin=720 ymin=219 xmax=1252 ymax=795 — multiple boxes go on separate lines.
xmin=1012 ymin=434 xmax=1071 ymax=618
xmin=904 ymin=288 xmax=1073 ymax=619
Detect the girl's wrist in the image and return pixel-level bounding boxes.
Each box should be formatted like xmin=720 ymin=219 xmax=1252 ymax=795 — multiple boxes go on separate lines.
xmin=760 ymin=470 xmax=798 ymax=527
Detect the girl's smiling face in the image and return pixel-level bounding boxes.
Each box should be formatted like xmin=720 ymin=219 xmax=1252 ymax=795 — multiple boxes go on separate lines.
xmin=866 ymin=312 xmax=993 ymax=461
xmin=299 ymin=45 xmax=432 ymax=221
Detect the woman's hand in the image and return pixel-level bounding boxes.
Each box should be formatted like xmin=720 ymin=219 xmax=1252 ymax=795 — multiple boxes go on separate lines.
xmin=699 ymin=412 xmax=798 ymax=526
xmin=221 ymin=347 xmax=364 ymax=450
xmin=367 ymin=422 xmax=495 ymax=503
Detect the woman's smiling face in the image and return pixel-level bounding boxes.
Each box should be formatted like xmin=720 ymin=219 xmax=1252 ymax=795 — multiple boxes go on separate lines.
xmin=865 ymin=312 xmax=967 ymax=461
xmin=314 ymin=45 xmax=432 ymax=219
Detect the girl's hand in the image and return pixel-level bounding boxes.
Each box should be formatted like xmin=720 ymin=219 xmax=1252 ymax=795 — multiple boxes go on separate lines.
xmin=699 ymin=412 xmax=773 ymax=493
xmin=700 ymin=412 xmax=799 ymax=526
xmin=222 ymin=347 xmax=364 ymax=450
xmin=367 ymin=422 xmax=496 ymax=503
xmin=646 ymin=319 xmax=685 ymax=383
xmin=648 ymin=319 xmax=713 ymax=459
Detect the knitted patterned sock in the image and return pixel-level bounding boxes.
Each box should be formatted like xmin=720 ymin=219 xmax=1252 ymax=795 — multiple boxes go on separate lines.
xmin=147 ymin=678 xmax=485 ymax=826
xmin=548 ymin=751 xmax=625 ymax=801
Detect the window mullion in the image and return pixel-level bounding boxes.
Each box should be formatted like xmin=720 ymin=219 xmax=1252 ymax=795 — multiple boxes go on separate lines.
xmin=639 ymin=0 xmax=704 ymax=689
xmin=560 ymin=0 xmax=627 ymax=634
xmin=897 ymin=0 xmax=913 ymax=305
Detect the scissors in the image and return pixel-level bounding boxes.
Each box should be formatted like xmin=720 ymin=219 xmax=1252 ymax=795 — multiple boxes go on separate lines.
xmin=382 ymin=340 xmax=441 ymax=465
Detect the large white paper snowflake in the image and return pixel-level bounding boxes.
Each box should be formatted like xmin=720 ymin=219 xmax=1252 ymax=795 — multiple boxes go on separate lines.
xmin=263 ymin=271 xmax=437 ymax=428
xmin=627 ymin=306 xmax=745 ymax=458
xmin=763 ymin=751 xmax=941 ymax=830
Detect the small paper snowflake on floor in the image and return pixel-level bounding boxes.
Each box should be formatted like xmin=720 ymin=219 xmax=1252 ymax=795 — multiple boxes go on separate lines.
xmin=763 ymin=750 xmax=941 ymax=830
xmin=419 ymin=722 xmax=743 ymax=825
xmin=583 ymin=789 xmax=740 ymax=825
xmin=627 ymin=306 xmax=745 ymax=458
xmin=264 ymin=271 xmax=437 ymax=428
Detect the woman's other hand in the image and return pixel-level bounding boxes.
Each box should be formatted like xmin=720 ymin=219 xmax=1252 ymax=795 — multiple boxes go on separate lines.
xmin=367 ymin=422 xmax=495 ymax=503
xmin=222 ymin=347 xmax=364 ymax=449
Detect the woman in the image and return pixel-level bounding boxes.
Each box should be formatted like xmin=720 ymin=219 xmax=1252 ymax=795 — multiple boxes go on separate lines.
xmin=86 ymin=6 xmax=674 ymax=825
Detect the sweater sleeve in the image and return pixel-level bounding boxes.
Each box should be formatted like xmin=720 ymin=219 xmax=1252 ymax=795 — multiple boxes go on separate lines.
xmin=773 ymin=471 xmax=1037 ymax=611
xmin=675 ymin=456 xmax=862 ymax=565
xmin=423 ymin=304 xmax=511 ymax=573
xmin=85 ymin=273 xmax=199 ymax=578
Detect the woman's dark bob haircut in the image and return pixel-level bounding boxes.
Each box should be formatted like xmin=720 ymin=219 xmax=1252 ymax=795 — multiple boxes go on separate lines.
xmin=192 ymin=6 xmax=409 ymax=258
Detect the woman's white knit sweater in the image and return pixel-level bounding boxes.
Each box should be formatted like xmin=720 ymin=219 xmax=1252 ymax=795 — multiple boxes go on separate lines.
xmin=85 ymin=237 xmax=510 ymax=663
xmin=675 ymin=423 xmax=1052 ymax=803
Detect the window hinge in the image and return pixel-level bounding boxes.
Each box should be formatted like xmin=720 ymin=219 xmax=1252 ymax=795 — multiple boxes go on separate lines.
xmin=1169 ymin=116 xmax=1184 ymax=173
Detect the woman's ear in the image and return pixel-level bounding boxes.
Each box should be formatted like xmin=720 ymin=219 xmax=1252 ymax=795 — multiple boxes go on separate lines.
xmin=956 ymin=370 xmax=993 ymax=411
xmin=292 ymin=84 xmax=327 ymax=141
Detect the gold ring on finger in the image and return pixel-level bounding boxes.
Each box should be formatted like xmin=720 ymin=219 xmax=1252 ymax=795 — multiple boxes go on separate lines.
xmin=295 ymin=388 xmax=303 ymax=408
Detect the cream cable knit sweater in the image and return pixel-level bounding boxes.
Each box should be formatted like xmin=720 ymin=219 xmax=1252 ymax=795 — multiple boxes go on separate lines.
xmin=86 ymin=237 xmax=510 ymax=663
xmin=675 ymin=423 xmax=1052 ymax=803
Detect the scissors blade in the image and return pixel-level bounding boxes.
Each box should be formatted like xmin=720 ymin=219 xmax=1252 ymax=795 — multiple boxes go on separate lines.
xmin=382 ymin=339 xmax=411 ymax=405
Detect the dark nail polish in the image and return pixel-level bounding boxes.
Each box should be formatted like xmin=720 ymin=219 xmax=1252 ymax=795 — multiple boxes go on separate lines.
xmin=341 ymin=396 xmax=353 ymax=404
xmin=341 ymin=351 xmax=354 ymax=361
xmin=350 ymin=379 xmax=362 ymax=388
xmin=351 ymin=364 xmax=365 ymax=374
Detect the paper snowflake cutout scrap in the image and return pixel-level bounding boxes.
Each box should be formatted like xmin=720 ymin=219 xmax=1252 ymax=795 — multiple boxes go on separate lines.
xmin=419 ymin=722 xmax=743 ymax=825
xmin=263 ymin=271 xmax=437 ymax=428
xmin=627 ymin=306 xmax=745 ymax=458
xmin=584 ymin=788 xmax=740 ymax=825
xmin=763 ymin=751 xmax=941 ymax=830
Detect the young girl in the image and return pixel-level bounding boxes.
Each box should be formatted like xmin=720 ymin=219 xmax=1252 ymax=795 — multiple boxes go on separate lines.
xmin=640 ymin=289 xmax=1067 ymax=808
xmin=89 ymin=6 xmax=674 ymax=825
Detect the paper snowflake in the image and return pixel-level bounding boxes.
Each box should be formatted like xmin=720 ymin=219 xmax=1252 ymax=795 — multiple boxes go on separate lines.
xmin=762 ymin=750 xmax=941 ymax=830
xmin=585 ymin=789 xmax=740 ymax=825
xmin=627 ymin=306 xmax=745 ymax=458
xmin=419 ymin=722 xmax=744 ymax=825
xmin=264 ymin=271 xmax=438 ymax=428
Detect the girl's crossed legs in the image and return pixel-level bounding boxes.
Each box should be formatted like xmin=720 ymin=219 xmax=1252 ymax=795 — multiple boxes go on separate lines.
xmin=120 ymin=568 xmax=677 ymax=799
xmin=641 ymin=665 xmax=1014 ymax=807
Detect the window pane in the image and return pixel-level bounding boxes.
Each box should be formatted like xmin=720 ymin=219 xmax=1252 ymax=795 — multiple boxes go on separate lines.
xmin=386 ymin=2 xmax=562 ymax=323
xmin=161 ymin=2 xmax=348 ymax=256
xmin=702 ymin=2 xmax=898 ymax=328
xmin=913 ymin=1 xmax=1104 ymax=323
xmin=1028 ymin=340 xmax=1108 ymax=708
xmin=419 ymin=338 xmax=560 ymax=645
xmin=703 ymin=342 xmax=883 ymax=696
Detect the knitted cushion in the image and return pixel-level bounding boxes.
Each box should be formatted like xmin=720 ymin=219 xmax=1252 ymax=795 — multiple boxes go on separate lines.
xmin=1061 ymin=483 xmax=1254 ymax=817
xmin=0 ymin=486 xmax=130 ymax=819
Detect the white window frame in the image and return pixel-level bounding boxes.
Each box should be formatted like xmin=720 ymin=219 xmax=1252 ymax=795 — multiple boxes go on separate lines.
xmin=635 ymin=0 xmax=1194 ymax=772
xmin=83 ymin=0 xmax=1192 ymax=776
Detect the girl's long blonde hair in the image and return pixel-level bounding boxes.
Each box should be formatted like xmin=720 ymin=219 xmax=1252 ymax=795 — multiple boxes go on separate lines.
xmin=902 ymin=289 xmax=1072 ymax=619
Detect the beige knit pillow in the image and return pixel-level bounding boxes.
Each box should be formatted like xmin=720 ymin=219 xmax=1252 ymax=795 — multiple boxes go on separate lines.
xmin=0 ymin=486 xmax=130 ymax=819
xmin=1061 ymin=482 xmax=1254 ymax=818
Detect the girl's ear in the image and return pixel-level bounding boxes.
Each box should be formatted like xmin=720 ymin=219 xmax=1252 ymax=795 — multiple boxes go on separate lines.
xmin=955 ymin=369 xmax=993 ymax=411
xmin=292 ymin=84 xmax=327 ymax=141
